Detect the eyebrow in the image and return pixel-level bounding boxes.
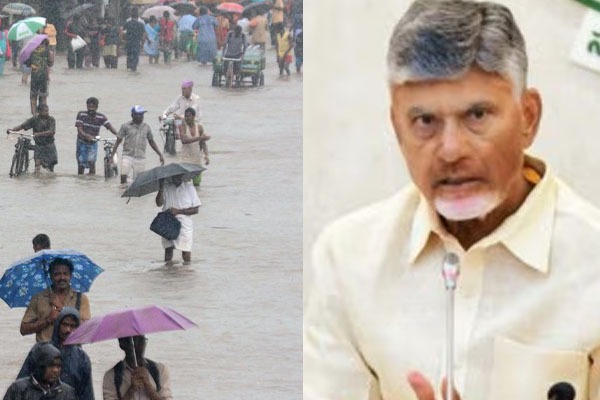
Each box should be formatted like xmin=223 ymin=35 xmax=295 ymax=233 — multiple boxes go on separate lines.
xmin=407 ymin=106 xmax=431 ymax=119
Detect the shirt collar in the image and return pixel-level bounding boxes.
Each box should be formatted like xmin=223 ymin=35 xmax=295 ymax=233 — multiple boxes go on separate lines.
xmin=408 ymin=156 xmax=555 ymax=274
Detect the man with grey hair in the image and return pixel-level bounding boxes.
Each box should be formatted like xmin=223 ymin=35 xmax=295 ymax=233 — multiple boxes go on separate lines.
xmin=304 ymin=1 xmax=600 ymax=399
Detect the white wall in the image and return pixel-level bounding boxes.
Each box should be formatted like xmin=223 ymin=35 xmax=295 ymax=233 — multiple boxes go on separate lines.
xmin=304 ymin=0 xmax=600 ymax=284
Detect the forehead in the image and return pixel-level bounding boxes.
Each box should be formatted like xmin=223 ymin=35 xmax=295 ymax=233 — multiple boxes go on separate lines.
xmin=61 ymin=315 xmax=78 ymax=324
xmin=52 ymin=264 xmax=71 ymax=273
xmin=391 ymin=68 xmax=515 ymax=112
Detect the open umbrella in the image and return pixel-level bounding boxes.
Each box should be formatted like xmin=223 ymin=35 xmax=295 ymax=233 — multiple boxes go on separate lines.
xmin=65 ymin=305 xmax=197 ymax=344
xmin=242 ymin=1 xmax=271 ymax=17
xmin=141 ymin=5 xmax=177 ymax=20
xmin=131 ymin=0 xmax=159 ymax=4
xmin=8 ymin=16 xmax=46 ymax=41
xmin=217 ymin=2 xmax=244 ymax=14
xmin=170 ymin=2 xmax=198 ymax=16
xmin=62 ymin=3 xmax=95 ymax=20
xmin=64 ymin=305 xmax=197 ymax=366
xmin=122 ymin=162 xmax=205 ymax=198
xmin=1 ymin=3 xmax=35 ymax=17
xmin=0 ymin=249 xmax=104 ymax=308
xmin=18 ymin=33 xmax=47 ymax=64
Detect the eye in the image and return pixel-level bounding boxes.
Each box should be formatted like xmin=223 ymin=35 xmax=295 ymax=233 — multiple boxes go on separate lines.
xmin=415 ymin=114 xmax=435 ymax=125
xmin=466 ymin=106 xmax=489 ymax=120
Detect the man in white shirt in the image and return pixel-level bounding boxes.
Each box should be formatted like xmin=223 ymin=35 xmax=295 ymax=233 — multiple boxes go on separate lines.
xmin=304 ymin=1 xmax=600 ymax=399
xmin=155 ymin=173 xmax=201 ymax=263
xmin=160 ymin=79 xmax=201 ymax=125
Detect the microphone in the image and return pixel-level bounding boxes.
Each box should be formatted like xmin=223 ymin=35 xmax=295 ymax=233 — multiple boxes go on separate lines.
xmin=547 ymin=382 xmax=575 ymax=400
xmin=442 ymin=252 xmax=460 ymax=400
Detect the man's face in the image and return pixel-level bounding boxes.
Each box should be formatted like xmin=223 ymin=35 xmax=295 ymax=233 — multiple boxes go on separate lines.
xmin=51 ymin=265 xmax=72 ymax=290
xmin=38 ymin=106 xmax=49 ymax=118
xmin=42 ymin=358 xmax=61 ymax=385
xmin=184 ymin=111 xmax=195 ymax=125
xmin=120 ymin=335 xmax=147 ymax=362
xmin=87 ymin=102 xmax=98 ymax=116
xmin=58 ymin=315 xmax=78 ymax=343
xmin=132 ymin=112 xmax=144 ymax=124
xmin=172 ymin=174 xmax=184 ymax=186
xmin=181 ymin=86 xmax=192 ymax=98
xmin=389 ymin=67 xmax=540 ymax=221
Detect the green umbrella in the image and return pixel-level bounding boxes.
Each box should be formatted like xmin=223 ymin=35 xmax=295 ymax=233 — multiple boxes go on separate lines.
xmin=8 ymin=17 xmax=45 ymax=41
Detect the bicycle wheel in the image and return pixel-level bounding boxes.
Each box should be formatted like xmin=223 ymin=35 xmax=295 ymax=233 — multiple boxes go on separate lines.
xmin=165 ymin=126 xmax=176 ymax=155
xmin=104 ymin=156 xmax=111 ymax=178
xmin=225 ymin=62 xmax=233 ymax=88
xmin=9 ymin=152 xmax=19 ymax=177
xmin=22 ymin=150 xmax=29 ymax=174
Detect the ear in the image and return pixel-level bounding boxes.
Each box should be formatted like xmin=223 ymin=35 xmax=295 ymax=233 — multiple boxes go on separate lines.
xmin=520 ymin=88 xmax=542 ymax=147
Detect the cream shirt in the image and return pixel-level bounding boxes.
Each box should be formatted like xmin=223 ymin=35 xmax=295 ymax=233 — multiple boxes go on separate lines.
xmin=304 ymin=159 xmax=600 ymax=400
xmin=103 ymin=359 xmax=173 ymax=400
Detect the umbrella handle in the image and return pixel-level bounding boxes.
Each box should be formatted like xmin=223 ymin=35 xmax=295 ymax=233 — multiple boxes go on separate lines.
xmin=130 ymin=336 xmax=138 ymax=368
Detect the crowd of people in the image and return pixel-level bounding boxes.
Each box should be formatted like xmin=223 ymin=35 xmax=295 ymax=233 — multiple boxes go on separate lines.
xmin=0 ymin=0 xmax=303 ymax=76
xmin=1 ymin=235 xmax=172 ymax=399
xmin=0 ymin=1 xmax=301 ymax=397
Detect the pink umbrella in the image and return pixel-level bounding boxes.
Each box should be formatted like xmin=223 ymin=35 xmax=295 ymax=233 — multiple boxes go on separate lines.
xmin=18 ymin=33 xmax=47 ymax=65
xmin=217 ymin=2 xmax=244 ymax=13
xmin=64 ymin=304 xmax=197 ymax=345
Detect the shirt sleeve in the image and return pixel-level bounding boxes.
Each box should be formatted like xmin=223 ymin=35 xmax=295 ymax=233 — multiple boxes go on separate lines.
xmin=21 ymin=117 xmax=36 ymax=131
xmin=21 ymin=294 xmax=40 ymax=324
xmin=162 ymin=97 xmax=181 ymax=117
xmin=102 ymin=369 xmax=119 ymax=400
xmin=75 ymin=112 xmax=83 ymax=128
xmin=304 ymin=231 xmax=382 ymax=400
xmin=48 ymin=117 xmax=56 ymax=133
xmin=117 ymin=124 xmax=126 ymax=139
xmin=157 ymin=363 xmax=173 ymax=400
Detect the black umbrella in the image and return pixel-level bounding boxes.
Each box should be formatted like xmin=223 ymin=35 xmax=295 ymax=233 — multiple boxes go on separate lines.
xmin=121 ymin=162 xmax=205 ymax=198
xmin=242 ymin=1 xmax=271 ymax=18
xmin=170 ymin=2 xmax=198 ymax=16
xmin=62 ymin=3 xmax=95 ymax=20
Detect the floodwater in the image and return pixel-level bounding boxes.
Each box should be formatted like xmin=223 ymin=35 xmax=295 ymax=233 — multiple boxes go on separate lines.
xmin=0 ymin=48 xmax=302 ymax=399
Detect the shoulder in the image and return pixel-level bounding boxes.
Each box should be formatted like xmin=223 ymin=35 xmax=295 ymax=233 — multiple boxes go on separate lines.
xmin=315 ymin=185 xmax=419 ymax=257
xmin=554 ymin=175 xmax=600 ymax=233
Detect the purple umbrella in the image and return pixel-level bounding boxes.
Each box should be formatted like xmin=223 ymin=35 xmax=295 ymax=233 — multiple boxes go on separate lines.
xmin=18 ymin=33 xmax=47 ymax=65
xmin=65 ymin=304 xmax=197 ymax=344
xmin=64 ymin=305 xmax=197 ymax=367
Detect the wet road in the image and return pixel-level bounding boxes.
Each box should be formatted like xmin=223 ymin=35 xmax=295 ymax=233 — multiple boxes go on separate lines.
xmin=0 ymin=48 xmax=302 ymax=399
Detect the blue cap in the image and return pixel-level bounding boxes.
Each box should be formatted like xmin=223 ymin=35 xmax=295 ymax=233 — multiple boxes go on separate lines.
xmin=131 ymin=105 xmax=147 ymax=114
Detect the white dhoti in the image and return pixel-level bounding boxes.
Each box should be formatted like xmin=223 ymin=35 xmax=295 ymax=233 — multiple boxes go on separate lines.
xmin=160 ymin=180 xmax=201 ymax=252
xmin=162 ymin=214 xmax=194 ymax=251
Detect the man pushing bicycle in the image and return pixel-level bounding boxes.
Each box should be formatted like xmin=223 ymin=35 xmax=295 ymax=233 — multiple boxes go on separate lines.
xmin=7 ymin=104 xmax=57 ymax=174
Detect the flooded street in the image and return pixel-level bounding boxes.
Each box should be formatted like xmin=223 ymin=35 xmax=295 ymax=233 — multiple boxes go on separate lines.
xmin=0 ymin=48 xmax=302 ymax=399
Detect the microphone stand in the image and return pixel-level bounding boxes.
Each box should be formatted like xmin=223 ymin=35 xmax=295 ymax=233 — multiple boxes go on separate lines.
xmin=442 ymin=252 xmax=460 ymax=400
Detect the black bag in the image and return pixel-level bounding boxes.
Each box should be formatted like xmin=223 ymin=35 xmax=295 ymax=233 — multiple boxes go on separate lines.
xmin=150 ymin=211 xmax=181 ymax=240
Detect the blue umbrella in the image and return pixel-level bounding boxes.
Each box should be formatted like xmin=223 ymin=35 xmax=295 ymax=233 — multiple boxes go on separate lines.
xmin=0 ymin=249 xmax=104 ymax=308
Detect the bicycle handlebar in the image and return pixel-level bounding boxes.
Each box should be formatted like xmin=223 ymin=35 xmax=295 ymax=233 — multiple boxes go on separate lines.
xmin=6 ymin=130 xmax=34 ymax=139
xmin=95 ymin=136 xmax=116 ymax=144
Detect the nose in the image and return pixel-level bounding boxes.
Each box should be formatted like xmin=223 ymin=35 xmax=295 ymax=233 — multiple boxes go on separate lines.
xmin=437 ymin=121 xmax=470 ymax=163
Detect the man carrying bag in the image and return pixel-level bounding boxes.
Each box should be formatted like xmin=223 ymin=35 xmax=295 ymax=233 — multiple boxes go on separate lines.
xmin=155 ymin=174 xmax=200 ymax=263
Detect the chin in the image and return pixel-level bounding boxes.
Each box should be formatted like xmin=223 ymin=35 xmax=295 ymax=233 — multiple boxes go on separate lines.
xmin=434 ymin=192 xmax=501 ymax=221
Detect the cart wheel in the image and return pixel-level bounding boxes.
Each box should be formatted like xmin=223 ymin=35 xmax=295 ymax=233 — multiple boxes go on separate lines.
xmin=259 ymin=72 xmax=265 ymax=86
xmin=211 ymin=72 xmax=218 ymax=87
xmin=252 ymin=75 xmax=258 ymax=87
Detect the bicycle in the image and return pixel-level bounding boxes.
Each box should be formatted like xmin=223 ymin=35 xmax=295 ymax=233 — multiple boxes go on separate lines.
xmin=159 ymin=117 xmax=177 ymax=156
xmin=223 ymin=56 xmax=242 ymax=88
xmin=6 ymin=130 xmax=34 ymax=178
xmin=96 ymin=136 xmax=119 ymax=179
